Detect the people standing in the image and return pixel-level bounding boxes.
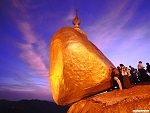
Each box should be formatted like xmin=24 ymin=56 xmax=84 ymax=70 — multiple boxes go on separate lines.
xmin=146 ymin=63 xmax=150 ymax=80
xmin=137 ymin=61 xmax=147 ymax=82
xmin=129 ymin=65 xmax=138 ymax=84
xmin=146 ymin=63 xmax=150 ymax=75
xmin=112 ymin=68 xmax=123 ymax=90
xmin=120 ymin=64 xmax=131 ymax=89
xmin=119 ymin=64 xmax=124 ymax=88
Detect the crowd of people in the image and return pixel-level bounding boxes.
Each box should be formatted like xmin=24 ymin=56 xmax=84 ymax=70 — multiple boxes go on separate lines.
xmin=112 ymin=61 xmax=150 ymax=90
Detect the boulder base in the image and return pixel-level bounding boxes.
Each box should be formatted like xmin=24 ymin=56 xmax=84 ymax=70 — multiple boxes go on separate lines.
xmin=68 ymin=84 xmax=150 ymax=113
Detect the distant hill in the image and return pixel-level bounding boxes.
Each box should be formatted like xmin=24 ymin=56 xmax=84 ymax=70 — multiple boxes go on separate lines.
xmin=0 ymin=99 xmax=69 ymax=113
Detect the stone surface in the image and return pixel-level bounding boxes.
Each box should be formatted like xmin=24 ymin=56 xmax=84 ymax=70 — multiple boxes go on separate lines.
xmin=49 ymin=26 xmax=115 ymax=105
xmin=68 ymin=84 xmax=150 ymax=113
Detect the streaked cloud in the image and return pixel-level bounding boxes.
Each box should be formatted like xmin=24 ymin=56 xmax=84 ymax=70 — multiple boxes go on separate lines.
xmin=11 ymin=0 xmax=49 ymax=77
xmin=64 ymin=9 xmax=75 ymax=21
xmin=17 ymin=21 xmax=49 ymax=76
xmin=86 ymin=0 xmax=141 ymax=50
xmin=82 ymin=0 xmax=150 ymax=67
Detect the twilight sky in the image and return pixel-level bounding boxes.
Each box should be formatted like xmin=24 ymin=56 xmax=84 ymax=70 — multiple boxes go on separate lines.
xmin=0 ymin=0 xmax=150 ymax=101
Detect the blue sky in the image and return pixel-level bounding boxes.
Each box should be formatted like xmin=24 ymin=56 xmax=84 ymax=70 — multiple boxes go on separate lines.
xmin=0 ymin=0 xmax=150 ymax=101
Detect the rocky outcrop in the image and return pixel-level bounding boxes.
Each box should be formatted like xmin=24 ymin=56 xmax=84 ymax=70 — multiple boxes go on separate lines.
xmin=49 ymin=27 xmax=115 ymax=105
xmin=68 ymin=84 xmax=150 ymax=113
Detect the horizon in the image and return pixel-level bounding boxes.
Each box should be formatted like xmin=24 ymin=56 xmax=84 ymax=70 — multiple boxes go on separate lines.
xmin=0 ymin=0 xmax=150 ymax=101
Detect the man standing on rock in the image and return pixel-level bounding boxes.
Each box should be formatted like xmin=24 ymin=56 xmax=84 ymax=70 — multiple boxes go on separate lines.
xmin=112 ymin=68 xmax=123 ymax=90
xmin=137 ymin=61 xmax=147 ymax=82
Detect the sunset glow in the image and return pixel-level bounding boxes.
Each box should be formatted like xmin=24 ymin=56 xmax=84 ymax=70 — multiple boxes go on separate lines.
xmin=0 ymin=0 xmax=150 ymax=101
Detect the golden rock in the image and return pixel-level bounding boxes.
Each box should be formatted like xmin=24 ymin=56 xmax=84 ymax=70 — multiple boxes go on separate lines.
xmin=49 ymin=26 xmax=115 ymax=105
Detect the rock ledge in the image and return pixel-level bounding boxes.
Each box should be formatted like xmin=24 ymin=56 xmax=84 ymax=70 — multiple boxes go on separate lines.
xmin=68 ymin=83 xmax=150 ymax=113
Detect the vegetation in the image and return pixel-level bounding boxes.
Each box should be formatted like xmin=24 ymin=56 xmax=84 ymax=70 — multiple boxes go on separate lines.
xmin=0 ymin=99 xmax=69 ymax=113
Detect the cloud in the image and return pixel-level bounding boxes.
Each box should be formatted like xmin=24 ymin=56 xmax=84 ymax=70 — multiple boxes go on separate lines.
xmin=17 ymin=21 xmax=49 ymax=76
xmin=64 ymin=10 xmax=75 ymax=21
xmin=0 ymin=88 xmax=52 ymax=101
xmin=18 ymin=22 xmax=37 ymax=43
xmin=11 ymin=0 xmax=49 ymax=77
xmin=0 ymin=81 xmax=49 ymax=92
xmin=86 ymin=0 xmax=141 ymax=50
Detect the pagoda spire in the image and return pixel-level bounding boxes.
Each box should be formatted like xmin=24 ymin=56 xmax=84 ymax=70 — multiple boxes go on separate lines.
xmin=72 ymin=9 xmax=81 ymax=28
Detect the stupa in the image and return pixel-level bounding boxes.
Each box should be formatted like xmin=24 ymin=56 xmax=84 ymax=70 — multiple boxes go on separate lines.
xmin=49 ymin=9 xmax=115 ymax=105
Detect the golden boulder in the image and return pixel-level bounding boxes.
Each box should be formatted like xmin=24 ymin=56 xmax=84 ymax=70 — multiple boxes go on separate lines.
xmin=49 ymin=26 xmax=115 ymax=105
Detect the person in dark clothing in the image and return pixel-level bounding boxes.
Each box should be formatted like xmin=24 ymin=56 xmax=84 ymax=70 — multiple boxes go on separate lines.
xmin=137 ymin=61 xmax=147 ymax=82
xmin=146 ymin=63 xmax=150 ymax=73
xmin=146 ymin=63 xmax=150 ymax=80
xmin=129 ymin=65 xmax=138 ymax=84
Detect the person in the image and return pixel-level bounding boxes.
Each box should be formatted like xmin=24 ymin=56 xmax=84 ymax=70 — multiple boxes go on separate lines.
xmin=120 ymin=65 xmax=132 ymax=89
xmin=137 ymin=61 xmax=147 ymax=82
xmin=134 ymin=69 xmax=140 ymax=83
xmin=119 ymin=64 xmax=124 ymax=88
xmin=129 ymin=65 xmax=138 ymax=84
xmin=138 ymin=61 xmax=145 ymax=69
xmin=112 ymin=68 xmax=122 ymax=90
xmin=146 ymin=63 xmax=150 ymax=80
xmin=146 ymin=63 xmax=150 ymax=75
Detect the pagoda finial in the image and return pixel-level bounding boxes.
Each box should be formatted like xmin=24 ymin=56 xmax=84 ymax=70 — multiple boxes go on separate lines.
xmin=72 ymin=9 xmax=81 ymax=28
xmin=75 ymin=9 xmax=78 ymax=14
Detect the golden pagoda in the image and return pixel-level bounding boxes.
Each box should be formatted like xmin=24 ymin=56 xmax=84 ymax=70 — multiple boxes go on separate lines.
xmin=49 ymin=9 xmax=115 ymax=105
